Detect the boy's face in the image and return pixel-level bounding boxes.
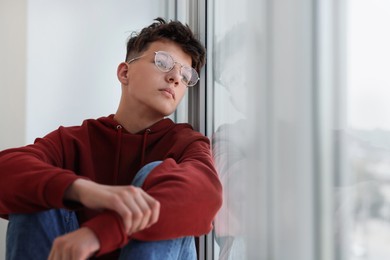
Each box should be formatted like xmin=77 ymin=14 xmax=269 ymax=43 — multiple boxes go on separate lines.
xmin=118 ymin=40 xmax=192 ymax=119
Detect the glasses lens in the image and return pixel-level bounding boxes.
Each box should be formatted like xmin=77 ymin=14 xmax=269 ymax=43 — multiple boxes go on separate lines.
xmin=181 ymin=67 xmax=199 ymax=87
xmin=155 ymin=51 xmax=199 ymax=87
xmin=180 ymin=67 xmax=192 ymax=85
xmin=155 ymin=52 xmax=174 ymax=72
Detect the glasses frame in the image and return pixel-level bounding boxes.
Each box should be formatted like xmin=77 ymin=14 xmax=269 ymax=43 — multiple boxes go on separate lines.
xmin=127 ymin=51 xmax=200 ymax=87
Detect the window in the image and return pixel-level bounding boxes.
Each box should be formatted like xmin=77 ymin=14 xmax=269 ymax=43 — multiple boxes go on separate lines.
xmin=207 ymin=0 xmax=317 ymax=259
xmin=345 ymin=0 xmax=390 ymax=259
xmin=204 ymin=0 xmax=390 ymax=259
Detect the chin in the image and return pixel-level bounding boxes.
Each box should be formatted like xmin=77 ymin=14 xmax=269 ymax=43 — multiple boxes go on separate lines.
xmin=151 ymin=101 xmax=177 ymax=117
xmin=162 ymin=110 xmax=175 ymax=117
xmin=155 ymin=107 xmax=175 ymax=118
xmin=164 ymin=104 xmax=177 ymax=114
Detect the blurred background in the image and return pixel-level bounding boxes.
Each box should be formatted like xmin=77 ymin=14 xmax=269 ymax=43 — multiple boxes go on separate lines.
xmin=1 ymin=0 xmax=389 ymax=259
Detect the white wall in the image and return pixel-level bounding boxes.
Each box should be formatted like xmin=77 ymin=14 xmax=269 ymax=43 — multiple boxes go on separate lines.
xmin=0 ymin=0 xmax=27 ymax=258
xmin=26 ymin=0 xmax=166 ymax=142
xmin=0 ymin=0 xmax=27 ymax=148
xmin=0 ymin=1 xmax=166 ymax=258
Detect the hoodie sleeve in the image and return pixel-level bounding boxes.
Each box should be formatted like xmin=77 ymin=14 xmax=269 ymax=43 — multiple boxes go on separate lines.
xmin=81 ymin=137 xmax=222 ymax=256
xmin=0 ymin=131 xmax=84 ymax=216
xmin=134 ymin=137 xmax=223 ymax=240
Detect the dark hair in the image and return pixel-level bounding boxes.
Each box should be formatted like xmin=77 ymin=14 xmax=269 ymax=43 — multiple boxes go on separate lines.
xmin=126 ymin=17 xmax=206 ymax=72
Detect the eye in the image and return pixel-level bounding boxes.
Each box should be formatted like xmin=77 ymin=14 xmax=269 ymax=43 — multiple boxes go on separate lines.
xmin=155 ymin=52 xmax=174 ymax=72
xmin=181 ymin=67 xmax=193 ymax=84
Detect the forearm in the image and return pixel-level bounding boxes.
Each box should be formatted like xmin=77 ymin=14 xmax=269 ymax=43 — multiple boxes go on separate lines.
xmin=63 ymin=178 xmax=94 ymax=202
xmin=62 ymin=180 xmax=161 ymax=255
xmin=133 ymin=158 xmax=222 ymax=241
xmin=0 ymin=150 xmax=81 ymax=214
xmin=81 ymin=211 xmax=128 ymax=256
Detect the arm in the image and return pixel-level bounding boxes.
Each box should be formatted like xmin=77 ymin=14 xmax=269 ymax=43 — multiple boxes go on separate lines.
xmin=64 ymin=179 xmax=160 ymax=235
xmin=1 ymin=128 xmax=222 ymax=256
xmin=134 ymin=138 xmax=223 ymax=240
xmin=48 ymin=179 xmax=161 ymax=259
xmin=0 ymin=129 xmax=159 ymax=256
xmin=0 ymin=132 xmax=83 ymax=215
xmin=75 ymin=138 xmax=222 ymax=256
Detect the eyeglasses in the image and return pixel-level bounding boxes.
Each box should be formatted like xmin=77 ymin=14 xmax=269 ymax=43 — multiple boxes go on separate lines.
xmin=127 ymin=51 xmax=200 ymax=87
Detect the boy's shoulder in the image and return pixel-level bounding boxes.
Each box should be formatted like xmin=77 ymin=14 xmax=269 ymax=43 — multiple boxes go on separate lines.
xmin=165 ymin=122 xmax=209 ymax=145
xmin=168 ymin=121 xmax=201 ymax=135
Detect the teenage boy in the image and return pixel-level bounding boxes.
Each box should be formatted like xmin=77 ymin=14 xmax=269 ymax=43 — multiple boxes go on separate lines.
xmin=0 ymin=18 xmax=222 ymax=260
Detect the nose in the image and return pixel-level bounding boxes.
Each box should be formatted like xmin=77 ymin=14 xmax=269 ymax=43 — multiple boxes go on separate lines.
xmin=165 ymin=64 xmax=181 ymax=86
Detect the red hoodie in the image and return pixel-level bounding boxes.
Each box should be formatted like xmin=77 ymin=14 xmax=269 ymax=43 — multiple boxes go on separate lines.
xmin=0 ymin=115 xmax=222 ymax=258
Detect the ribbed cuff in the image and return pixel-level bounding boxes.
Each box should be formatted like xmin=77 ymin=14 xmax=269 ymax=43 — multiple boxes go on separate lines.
xmin=43 ymin=172 xmax=82 ymax=208
xmin=81 ymin=211 xmax=128 ymax=256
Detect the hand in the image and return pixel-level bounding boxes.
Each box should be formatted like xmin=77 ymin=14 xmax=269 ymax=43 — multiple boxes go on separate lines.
xmin=64 ymin=179 xmax=160 ymax=234
xmin=48 ymin=227 xmax=100 ymax=260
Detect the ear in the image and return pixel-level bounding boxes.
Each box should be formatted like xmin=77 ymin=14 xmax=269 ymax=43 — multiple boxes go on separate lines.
xmin=117 ymin=62 xmax=129 ymax=85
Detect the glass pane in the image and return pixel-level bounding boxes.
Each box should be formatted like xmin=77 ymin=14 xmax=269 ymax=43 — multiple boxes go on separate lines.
xmin=208 ymin=0 xmax=269 ymax=259
xmin=346 ymin=0 xmax=390 ymax=259
xmin=208 ymin=0 xmax=316 ymax=259
xmin=208 ymin=0 xmax=390 ymax=259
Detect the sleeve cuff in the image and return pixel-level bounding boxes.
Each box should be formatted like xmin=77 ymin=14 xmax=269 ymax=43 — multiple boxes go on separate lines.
xmin=43 ymin=172 xmax=83 ymax=208
xmin=81 ymin=210 xmax=128 ymax=256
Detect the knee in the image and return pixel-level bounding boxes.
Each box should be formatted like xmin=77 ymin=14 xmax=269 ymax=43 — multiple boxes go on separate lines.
xmin=132 ymin=161 xmax=163 ymax=187
xmin=8 ymin=209 xmax=78 ymax=233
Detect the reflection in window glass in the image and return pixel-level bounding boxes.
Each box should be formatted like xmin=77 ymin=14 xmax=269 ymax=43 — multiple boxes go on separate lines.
xmin=346 ymin=0 xmax=390 ymax=259
xmin=208 ymin=0 xmax=390 ymax=259
xmin=209 ymin=1 xmax=264 ymax=259
xmin=211 ymin=19 xmax=251 ymax=260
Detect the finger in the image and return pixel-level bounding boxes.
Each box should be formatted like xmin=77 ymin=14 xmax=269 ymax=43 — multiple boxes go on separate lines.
xmin=51 ymin=249 xmax=66 ymax=260
xmin=107 ymin=196 xmax=133 ymax=233
xmin=141 ymin=192 xmax=160 ymax=227
xmin=49 ymin=240 xmax=64 ymax=260
xmin=132 ymin=190 xmax=153 ymax=231
xmin=124 ymin=187 xmax=144 ymax=233
xmin=48 ymin=249 xmax=55 ymax=260
xmin=72 ymin=248 xmax=88 ymax=260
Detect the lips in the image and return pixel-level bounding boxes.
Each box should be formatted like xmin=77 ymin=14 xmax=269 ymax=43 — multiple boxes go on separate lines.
xmin=160 ymin=88 xmax=175 ymax=99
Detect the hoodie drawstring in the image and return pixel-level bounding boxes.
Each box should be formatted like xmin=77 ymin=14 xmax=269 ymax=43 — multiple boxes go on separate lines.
xmin=140 ymin=129 xmax=151 ymax=168
xmin=114 ymin=125 xmax=123 ymax=184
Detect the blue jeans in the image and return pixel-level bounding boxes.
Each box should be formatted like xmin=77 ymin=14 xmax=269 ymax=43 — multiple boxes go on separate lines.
xmin=6 ymin=161 xmax=196 ymax=260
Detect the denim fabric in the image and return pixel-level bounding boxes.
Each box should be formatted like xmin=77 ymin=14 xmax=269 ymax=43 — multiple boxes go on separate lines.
xmin=6 ymin=209 xmax=79 ymax=260
xmin=119 ymin=236 xmax=196 ymax=260
xmin=6 ymin=161 xmax=196 ymax=260
xmin=131 ymin=161 xmax=163 ymax=187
